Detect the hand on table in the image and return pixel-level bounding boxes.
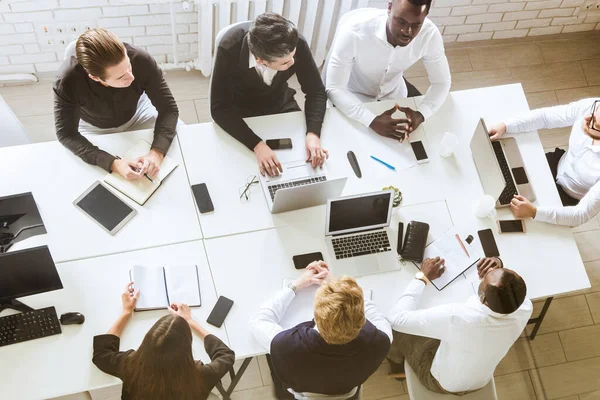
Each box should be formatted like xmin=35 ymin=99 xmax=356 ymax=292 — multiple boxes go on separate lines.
xmin=293 ymin=261 xmax=330 ymax=291
xmin=112 ymin=158 xmax=143 ymax=180
xmin=254 ymin=141 xmax=283 ymax=177
xmin=421 ymin=257 xmax=446 ymax=281
xmin=306 ymin=132 xmax=329 ymax=168
xmin=477 ymin=257 xmax=502 ymax=279
xmin=135 ymin=149 xmax=164 ymax=179
xmin=488 ymin=123 xmax=507 ymax=141
xmin=369 ymin=104 xmax=408 ymax=141
xmin=169 ymin=302 xmax=193 ymax=322
xmin=397 ymin=106 xmax=424 ymax=140
xmin=122 ymin=281 xmax=140 ymax=315
xmin=511 ymin=195 xmax=537 ymax=219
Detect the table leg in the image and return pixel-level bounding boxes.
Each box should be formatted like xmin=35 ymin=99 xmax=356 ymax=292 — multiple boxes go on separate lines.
xmin=527 ymin=297 xmax=553 ymax=340
xmin=215 ymin=357 xmax=254 ymax=399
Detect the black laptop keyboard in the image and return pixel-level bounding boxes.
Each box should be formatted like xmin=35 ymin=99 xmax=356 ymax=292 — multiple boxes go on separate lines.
xmin=0 ymin=307 xmax=62 ymax=348
xmin=492 ymin=141 xmax=518 ymax=205
xmin=268 ymin=176 xmax=327 ymax=201
xmin=332 ymin=231 xmax=391 ymax=259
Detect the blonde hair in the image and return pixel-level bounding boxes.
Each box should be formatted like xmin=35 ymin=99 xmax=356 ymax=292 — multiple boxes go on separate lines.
xmin=76 ymin=28 xmax=125 ymax=80
xmin=314 ymin=276 xmax=366 ymax=345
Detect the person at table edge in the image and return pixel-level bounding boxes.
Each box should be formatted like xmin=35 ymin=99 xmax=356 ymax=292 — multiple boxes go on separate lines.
xmin=210 ymin=12 xmax=328 ymax=177
xmin=325 ymin=0 xmax=451 ymax=141
xmin=54 ymin=28 xmax=179 ymax=180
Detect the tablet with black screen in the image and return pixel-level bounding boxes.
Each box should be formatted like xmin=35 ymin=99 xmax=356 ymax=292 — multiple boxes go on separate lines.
xmin=73 ymin=181 xmax=137 ymax=235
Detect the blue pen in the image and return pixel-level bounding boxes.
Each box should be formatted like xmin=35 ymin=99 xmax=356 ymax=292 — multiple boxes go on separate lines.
xmin=370 ymin=155 xmax=396 ymax=171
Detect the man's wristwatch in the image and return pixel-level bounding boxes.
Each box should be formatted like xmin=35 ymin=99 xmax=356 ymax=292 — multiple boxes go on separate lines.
xmin=415 ymin=271 xmax=430 ymax=285
xmin=287 ymin=282 xmax=297 ymax=294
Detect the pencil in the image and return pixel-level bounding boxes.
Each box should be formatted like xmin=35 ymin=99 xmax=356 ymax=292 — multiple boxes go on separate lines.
xmin=455 ymin=233 xmax=470 ymax=258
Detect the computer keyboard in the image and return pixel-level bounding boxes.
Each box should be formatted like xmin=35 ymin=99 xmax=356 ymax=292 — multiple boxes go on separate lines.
xmin=332 ymin=231 xmax=391 ymax=259
xmin=492 ymin=141 xmax=518 ymax=205
xmin=268 ymin=176 xmax=327 ymax=201
xmin=0 ymin=306 xmax=61 ymax=347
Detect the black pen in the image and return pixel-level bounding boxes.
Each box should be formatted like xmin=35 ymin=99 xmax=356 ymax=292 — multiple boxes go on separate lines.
xmin=115 ymin=155 xmax=154 ymax=183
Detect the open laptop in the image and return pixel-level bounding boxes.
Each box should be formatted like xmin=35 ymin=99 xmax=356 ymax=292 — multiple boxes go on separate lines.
xmin=470 ymin=118 xmax=536 ymax=208
xmin=325 ymin=190 xmax=400 ymax=277
xmin=259 ymin=160 xmax=347 ymax=214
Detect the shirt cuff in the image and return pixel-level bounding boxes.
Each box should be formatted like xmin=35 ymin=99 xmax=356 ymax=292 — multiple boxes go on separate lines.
xmin=98 ymin=152 xmax=117 ymax=173
xmin=533 ymin=207 xmax=554 ymax=224
xmin=306 ymin=122 xmax=322 ymax=137
xmin=504 ymin=118 xmax=519 ymax=134
xmin=359 ymin=109 xmax=378 ymax=128
xmin=151 ymin=134 xmax=173 ymax=156
xmin=416 ymin=103 xmax=433 ymax=121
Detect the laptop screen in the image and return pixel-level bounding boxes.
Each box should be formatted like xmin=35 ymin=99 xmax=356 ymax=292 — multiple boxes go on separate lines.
xmin=326 ymin=191 xmax=393 ymax=235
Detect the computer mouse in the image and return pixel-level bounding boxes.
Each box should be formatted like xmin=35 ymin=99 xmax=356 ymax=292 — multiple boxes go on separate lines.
xmin=60 ymin=312 xmax=85 ymax=325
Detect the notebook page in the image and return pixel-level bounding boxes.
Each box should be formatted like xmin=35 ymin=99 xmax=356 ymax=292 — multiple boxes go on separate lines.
xmin=131 ymin=265 xmax=169 ymax=310
xmin=164 ymin=265 xmax=201 ymax=307
xmin=124 ymin=140 xmax=179 ymax=182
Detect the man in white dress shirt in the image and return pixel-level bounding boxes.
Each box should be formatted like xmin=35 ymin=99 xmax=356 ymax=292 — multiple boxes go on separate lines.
xmin=489 ymin=98 xmax=600 ymax=227
xmin=387 ymin=257 xmax=532 ymax=394
xmin=325 ymin=0 xmax=451 ymax=140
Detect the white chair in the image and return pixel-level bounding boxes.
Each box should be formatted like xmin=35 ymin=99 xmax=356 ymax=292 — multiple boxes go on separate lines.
xmin=404 ymin=361 xmax=498 ymax=400
xmin=64 ymin=40 xmax=77 ymax=60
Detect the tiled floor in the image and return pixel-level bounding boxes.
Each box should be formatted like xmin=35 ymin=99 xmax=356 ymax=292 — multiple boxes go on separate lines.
xmin=4 ymin=30 xmax=600 ymax=400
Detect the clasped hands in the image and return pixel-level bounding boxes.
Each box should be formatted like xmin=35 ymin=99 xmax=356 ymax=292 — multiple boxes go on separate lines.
xmin=369 ymin=104 xmax=424 ymax=143
xmin=292 ymin=261 xmax=331 ymax=291
xmin=111 ymin=149 xmax=164 ymax=181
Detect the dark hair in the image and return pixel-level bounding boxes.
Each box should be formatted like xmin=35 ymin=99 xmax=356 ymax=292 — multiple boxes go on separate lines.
xmin=485 ymin=270 xmax=527 ymax=314
xmin=248 ymin=12 xmax=299 ymax=62
xmin=122 ymin=315 xmax=205 ymax=399
xmin=391 ymin=0 xmax=433 ymax=12
xmin=76 ymin=28 xmax=125 ymax=80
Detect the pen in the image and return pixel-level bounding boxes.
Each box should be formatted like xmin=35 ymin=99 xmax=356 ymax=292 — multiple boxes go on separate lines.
xmin=455 ymin=233 xmax=470 ymax=258
xmin=370 ymin=155 xmax=396 ymax=171
xmin=115 ymin=155 xmax=154 ymax=183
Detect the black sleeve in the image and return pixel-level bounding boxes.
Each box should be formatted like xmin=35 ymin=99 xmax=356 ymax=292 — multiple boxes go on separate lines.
xmin=92 ymin=334 xmax=134 ymax=379
xmin=210 ymin=46 xmax=262 ymax=151
xmin=195 ymin=334 xmax=236 ymax=389
xmin=294 ymin=36 xmax=327 ymax=137
xmin=53 ymin=78 xmax=116 ymax=172
xmin=138 ymin=51 xmax=179 ymax=155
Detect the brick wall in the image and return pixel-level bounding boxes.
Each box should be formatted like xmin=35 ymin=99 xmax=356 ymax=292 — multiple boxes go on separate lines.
xmin=0 ymin=0 xmax=599 ymax=76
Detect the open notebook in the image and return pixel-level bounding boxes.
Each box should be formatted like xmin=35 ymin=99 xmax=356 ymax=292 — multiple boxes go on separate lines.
xmin=415 ymin=229 xmax=480 ymax=291
xmin=129 ymin=265 xmax=201 ymax=311
xmin=104 ymin=140 xmax=179 ymax=205
xmin=279 ymin=278 xmax=372 ymax=330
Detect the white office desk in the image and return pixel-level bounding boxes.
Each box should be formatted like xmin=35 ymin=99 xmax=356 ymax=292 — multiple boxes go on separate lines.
xmin=0 ymin=241 xmax=226 ymax=400
xmin=0 ymin=129 xmax=202 ymax=262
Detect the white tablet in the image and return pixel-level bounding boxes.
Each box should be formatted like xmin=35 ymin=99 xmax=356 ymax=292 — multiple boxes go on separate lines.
xmin=73 ymin=181 xmax=137 ymax=235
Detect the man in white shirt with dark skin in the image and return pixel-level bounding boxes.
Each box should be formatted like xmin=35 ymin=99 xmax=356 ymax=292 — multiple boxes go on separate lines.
xmin=489 ymin=98 xmax=600 ymax=226
xmin=387 ymin=257 xmax=532 ymax=395
xmin=326 ymin=0 xmax=451 ymax=140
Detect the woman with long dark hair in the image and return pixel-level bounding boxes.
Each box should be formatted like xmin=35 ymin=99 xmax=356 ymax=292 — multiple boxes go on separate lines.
xmin=92 ymin=282 xmax=235 ymax=399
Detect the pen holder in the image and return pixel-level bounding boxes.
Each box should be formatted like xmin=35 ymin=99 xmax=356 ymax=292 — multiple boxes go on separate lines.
xmin=383 ymin=186 xmax=403 ymax=207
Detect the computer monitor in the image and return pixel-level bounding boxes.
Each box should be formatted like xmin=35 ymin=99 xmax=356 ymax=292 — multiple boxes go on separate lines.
xmin=0 ymin=245 xmax=63 ymax=313
xmin=0 ymin=192 xmax=46 ymax=253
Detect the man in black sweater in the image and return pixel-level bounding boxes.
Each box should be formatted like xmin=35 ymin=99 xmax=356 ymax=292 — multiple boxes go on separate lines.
xmin=210 ymin=13 xmax=328 ymax=177
xmin=54 ymin=28 xmax=179 ymax=180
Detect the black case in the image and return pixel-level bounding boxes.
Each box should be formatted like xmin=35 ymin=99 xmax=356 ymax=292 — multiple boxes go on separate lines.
xmin=400 ymin=221 xmax=430 ymax=262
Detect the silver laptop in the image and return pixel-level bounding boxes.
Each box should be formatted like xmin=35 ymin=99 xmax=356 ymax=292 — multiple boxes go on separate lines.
xmin=259 ymin=160 xmax=347 ymax=214
xmin=470 ymin=118 xmax=536 ymax=208
xmin=325 ymin=190 xmax=400 ymax=277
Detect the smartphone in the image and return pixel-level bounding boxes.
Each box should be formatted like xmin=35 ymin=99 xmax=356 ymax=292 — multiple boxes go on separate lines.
xmin=396 ymin=222 xmax=404 ymax=255
xmin=292 ymin=252 xmax=324 ymax=269
xmin=497 ymin=219 xmax=526 ymax=234
xmin=207 ymin=296 xmax=234 ymax=327
xmin=191 ymin=183 xmax=214 ymax=213
xmin=266 ymin=138 xmax=293 ymax=150
xmin=410 ymin=140 xmax=429 ymax=163
xmin=477 ymin=228 xmax=500 ymax=257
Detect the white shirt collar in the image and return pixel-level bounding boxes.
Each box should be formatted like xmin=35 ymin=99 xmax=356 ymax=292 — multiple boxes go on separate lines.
xmin=376 ymin=14 xmax=389 ymax=45
xmin=248 ymin=51 xmax=258 ymax=69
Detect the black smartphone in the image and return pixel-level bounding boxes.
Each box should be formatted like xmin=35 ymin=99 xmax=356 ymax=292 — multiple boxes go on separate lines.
xmin=396 ymin=222 xmax=404 ymax=255
xmin=410 ymin=141 xmax=429 ymax=163
xmin=292 ymin=252 xmax=324 ymax=269
xmin=497 ymin=219 xmax=526 ymax=234
xmin=477 ymin=229 xmax=500 ymax=257
xmin=207 ymin=296 xmax=234 ymax=327
xmin=191 ymin=183 xmax=214 ymax=213
xmin=266 ymin=138 xmax=293 ymax=150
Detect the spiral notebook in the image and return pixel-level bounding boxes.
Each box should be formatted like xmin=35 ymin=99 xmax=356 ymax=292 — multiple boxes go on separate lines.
xmin=129 ymin=265 xmax=201 ymax=311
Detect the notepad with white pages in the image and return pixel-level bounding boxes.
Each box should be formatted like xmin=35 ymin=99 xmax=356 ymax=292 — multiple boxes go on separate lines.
xmin=129 ymin=265 xmax=201 ymax=311
xmin=103 ymin=140 xmax=179 ymax=205
xmin=415 ymin=229 xmax=481 ymax=291
xmin=278 ymin=278 xmax=373 ymax=330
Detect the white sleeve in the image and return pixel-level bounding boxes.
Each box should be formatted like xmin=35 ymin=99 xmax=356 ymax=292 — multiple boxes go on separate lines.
xmin=505 ymin=99 xmax=592 ymax=134
xmin=388 ymin=279 xmax=454 ymax=340
xmin=249 ymin=288 xmax=295 ymax=351
xmin=364 ymin=299 xmax=393 ymax=343
xmin=325 ymin=29 xmax=377 ymax=127
xmin=535 ymin=181 xmax=600 ymax=226
xmin=417 ymin=31 xmax=451 ymax=120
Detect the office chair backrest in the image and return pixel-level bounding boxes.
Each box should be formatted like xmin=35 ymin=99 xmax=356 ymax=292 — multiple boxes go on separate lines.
xmin=64 ymin=40 xmax=77 ymax=61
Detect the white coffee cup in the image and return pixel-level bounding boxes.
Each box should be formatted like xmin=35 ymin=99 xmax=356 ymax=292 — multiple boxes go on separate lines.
xmin=439 ymin=132 xmax=459 ymax=158
xmin=475 ymin=195 xmax=497 ymax=219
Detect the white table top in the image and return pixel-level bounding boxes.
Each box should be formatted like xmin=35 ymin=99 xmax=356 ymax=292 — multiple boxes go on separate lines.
xmin=0 ymin=240 xmax=226 ymax=400
xmin=0 ymin=129 xmax=202 ymax=262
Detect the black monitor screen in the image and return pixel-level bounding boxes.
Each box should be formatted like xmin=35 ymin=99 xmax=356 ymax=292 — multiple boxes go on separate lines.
xmin=329 ymin=193 xmax=391 ymax=233
xmin=0 ymin=246 xmax=63 ymax=301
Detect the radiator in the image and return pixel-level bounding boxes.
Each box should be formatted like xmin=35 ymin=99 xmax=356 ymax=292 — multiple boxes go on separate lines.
xmin=196 ymin=0 xmax=370 ymax=76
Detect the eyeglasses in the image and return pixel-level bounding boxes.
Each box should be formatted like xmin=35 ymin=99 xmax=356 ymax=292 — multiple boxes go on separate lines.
xmin=239 ymin=175 xmax=259 ymax=201
xmin=589 ymin=100 xmax=600 ymax=133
